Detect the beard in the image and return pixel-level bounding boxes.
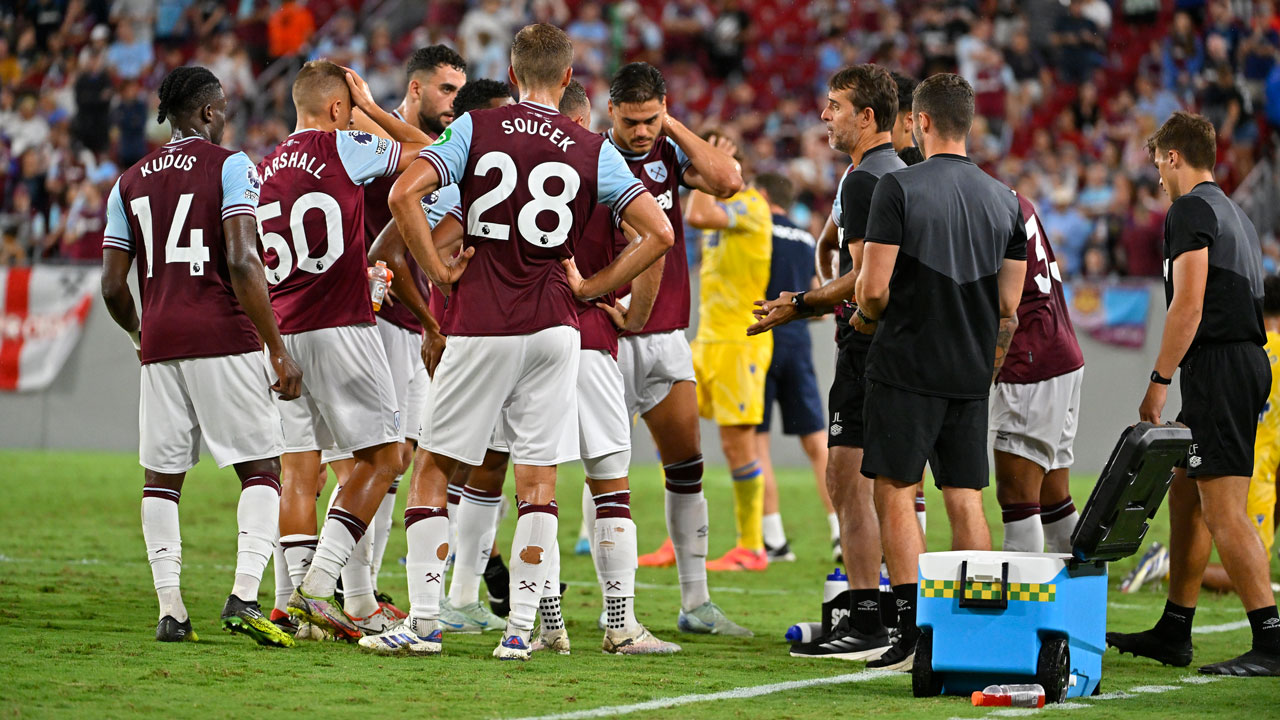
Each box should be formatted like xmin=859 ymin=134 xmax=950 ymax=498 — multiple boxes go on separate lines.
xmin=420 ymin=110 xmax=448 ymax=136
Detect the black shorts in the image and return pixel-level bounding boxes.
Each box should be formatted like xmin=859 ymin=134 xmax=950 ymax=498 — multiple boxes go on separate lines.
xmin=828 ymin=339 xmax=869 ymax=448
xmin=1176 ymin=341 xmax=1269 ymax=478
xmin=861 ymin=380 xmax=989 ymax=490
xmin=758 ymin=337 xmax=825 ymax=436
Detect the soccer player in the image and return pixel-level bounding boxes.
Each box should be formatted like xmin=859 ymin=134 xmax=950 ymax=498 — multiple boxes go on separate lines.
xmin=363 ymin=24 xmax=675 ymax=661
xmin=685 ymin=138 xmax=774 ymax=572
xmin=604 ymin=62 xmax=751 ymax=635
xmin=100 ymin=66 xmax=302 ymax=647
xmin=1107 ymin=112 xmax=1280 ymax=676
xmin=854 ymin=73 xmax=1027 ymax=671
xmin=260 ymin=60 xmax=429 ymax=641
xmin=992 ymin=192 xmax=1084 ymax=553
xmin=750 ymin=65 xmax=903 ymax=658
xmin=750 ymin=171 xmax=832 ymax=563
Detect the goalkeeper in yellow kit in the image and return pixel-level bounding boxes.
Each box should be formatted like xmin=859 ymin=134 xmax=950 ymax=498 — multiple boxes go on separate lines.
xmin=685 ymin=135 xmax=774 ymax=571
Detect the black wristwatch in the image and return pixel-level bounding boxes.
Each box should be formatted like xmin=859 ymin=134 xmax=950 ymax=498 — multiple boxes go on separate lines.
xmin=1150 ymin=370 xmax=1171 ymax=385
xmin=855 ymin=306 xmax=878 ymax=325
xmin=791 ymin=291 xmax=810 ymax=314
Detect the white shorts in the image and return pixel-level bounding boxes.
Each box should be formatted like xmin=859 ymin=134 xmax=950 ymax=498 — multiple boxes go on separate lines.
xmin=377 ymin=318 xmax=429 ymax=441
xmin=139 ymin=352 xmax=284 ymax=473
xmin=617 ymin=330 xmax=696 ymax=418
xmin=276 ymin=325 xmax=403 ymax=455
xmin=991 ymin=367 xmax=1084 ymax=472
xmin=421 ymin=325 xmax=580 ymax=466
xmin=578 ymin=349 xmax=632 ymax=459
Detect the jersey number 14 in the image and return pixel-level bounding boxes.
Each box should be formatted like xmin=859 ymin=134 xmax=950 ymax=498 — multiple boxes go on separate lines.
xmin=129 ymin=194 xmax=210 ymax=277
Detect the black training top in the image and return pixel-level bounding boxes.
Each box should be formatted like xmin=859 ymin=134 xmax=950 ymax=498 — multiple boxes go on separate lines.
xmin=1163 ymin=181 xmax=1265 ymax=355
xmin=837 ymin=142 xmax=904 ymax=349
xmin=862 ymin=153 xmax=1028 ymax=399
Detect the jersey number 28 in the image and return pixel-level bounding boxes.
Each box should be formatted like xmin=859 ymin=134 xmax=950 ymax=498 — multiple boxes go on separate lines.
xmin=466 ymin=151 xmax=580 ymax=248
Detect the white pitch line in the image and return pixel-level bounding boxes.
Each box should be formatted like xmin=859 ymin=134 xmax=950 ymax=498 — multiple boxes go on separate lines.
xmin=563 ymin=580 xmax=799 ymax=596
xmin=1192 ymin=620 xmax=1250 ymax=634
xmin=499 ymin=669 xmax=893 ymax=720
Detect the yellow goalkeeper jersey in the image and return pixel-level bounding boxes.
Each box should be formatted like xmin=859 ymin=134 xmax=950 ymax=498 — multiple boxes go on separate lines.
xmin=695 ymin=187 xmax=773 ymax=345
xmin=1253 ymin=331 xmax=1280 ymax=473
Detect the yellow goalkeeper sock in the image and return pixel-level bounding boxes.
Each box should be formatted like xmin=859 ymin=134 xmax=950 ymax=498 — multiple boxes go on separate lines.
xmin=731 ymin=460 xmax=764 ymax=552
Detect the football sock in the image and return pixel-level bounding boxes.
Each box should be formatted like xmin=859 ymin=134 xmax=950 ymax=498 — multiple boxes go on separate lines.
xmin=730 ymin=460 xmax=765 ymax=551
xmin=827 ymin=512 xmax=840 ymax=542
xmin=851 ymin=588 xmax=883 ymax=635
xmin=369 ymin=479 xmax=398 ymax=591
xmin=142 ymin=487 xmax=184 ymax=621
xmin=878 ymin=562 xmax=897 ymax=628
xmin=272 ymin=543 xmax=292 ymax=612
xmin=762 ymin=512 xmax=786 ymax=549
xmin=664 ymin=455 xmax=709 ymax=611
xmin=594 ymin=491 xmax=638 ymax=628
xmin=538 ymin=538 xmax=563 ymax=632
xmin=449 ymin=486 xmax=502 ymax=606
xmin=581 ymin=482 xmax=596 ymax=556
xmin=892 ymin=583 xmax=919 ymax=637
xmin=1153 ymin=600 xmax=1196 ymax=641
xmin=915 ymin=490 xmax=927 ymax=535
xmin=303 ymin=507 xmax=367 ymax=597
xmin=231 ymin=473 xmax=281 ymax=603
xmin=1041 ymin=496 xmax=1079 ymax=553
xmin=340 ymin=527 xmax=377 ymax=618
xmin=404 ymin=506 xmax=448 ymax=621
xmin=508 ymin=501 xmax=558 ymax=633
xmin=446 ymin=479 xmax=463 ymax=549
xmin=280 ymin=534 xmax=318 ymax=589
xmin=1247 ymin=605 xmax=1280 ymax=653
xmin=1001 ymin=503 xmax=1043 ymax=553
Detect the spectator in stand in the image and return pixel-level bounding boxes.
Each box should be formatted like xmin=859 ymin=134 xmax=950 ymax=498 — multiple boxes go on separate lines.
xmin=1239 ymin=4 xmax=1280 ymax=106
xmin=51 ymin=180 xmax=104 ymax=261
xmin=310 ymin=10 xmax=367 ymax=74
xmin=1163 ymin=11 xmax=1206 ymax=92
xmin=1081 ymin=0 xmax=1113 ymax=34
xmin=1072 ymin=81 xmax=1102 ymax=134
xmin=662 ymin=0 xmax=713 ymax=65
xmin=202 ymin=31 xmax=255 ymax=102
xmin=79 ymin=24 xmax=112 ymax=66
xmin=567 ymin=2 xmax=611 ymax=77
xmin=110 ymin=0 xmax=157 ymax=43
xmin=1135 ymin=73 xmax=1182 ymax=125
xmin=1205 ymin=0 xmax=1243 ymax=66
xmin=183 ymin=0 xmax=232 ymax=42
xmin=1005 ymin=30 xmax=1048 ymax=103
xmin=1078 ymin=162 xmax=1114 ymax=219
xmin=105 ymin=18 xmax=153 ymax=81
xmin=8 ymin=95 xmax=50 ymax=157
xmin=1041 ymin=185 xmax=1092 ymax=276
xmin=73 ymin=48 xmax=112 ymax=154
xmin=1119 ymin=180 xmax=1168 ymax=277
xmin=1052 ymin=0 xmax=1105 ymax=85
xmin=111 ymin=78 xmax=148 ymax=168
xmin=458 ymin=0 xmax=522 ymax=80
xmin=0 ymin=38 xmax=22 ymax=87
xmin=267 ymin=0 xmax=314 ymax=60
xmin=707 ymin=0 xmax=750 ymax=79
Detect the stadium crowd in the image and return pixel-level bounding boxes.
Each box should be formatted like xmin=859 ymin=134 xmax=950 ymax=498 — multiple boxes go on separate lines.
xmin=4 ymin=0 xmax=1280 ymax=276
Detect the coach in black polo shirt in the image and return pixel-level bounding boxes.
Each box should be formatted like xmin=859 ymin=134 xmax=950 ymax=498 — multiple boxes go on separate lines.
xmin=852 ymin=73 xmax=1027 ymax=671
xmin=1107 ymin=112 xmax=1280 ymax=676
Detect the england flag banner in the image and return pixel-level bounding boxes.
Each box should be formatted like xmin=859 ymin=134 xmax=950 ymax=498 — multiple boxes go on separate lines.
xmin=0 ymin=265 xmax=99 ymax=392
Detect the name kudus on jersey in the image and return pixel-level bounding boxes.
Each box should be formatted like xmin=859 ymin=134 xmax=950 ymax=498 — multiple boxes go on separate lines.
xmin=499 ymin=117 xmax=577 ymax=152
xmin=140 ymin=153 xmax=197 ymax=176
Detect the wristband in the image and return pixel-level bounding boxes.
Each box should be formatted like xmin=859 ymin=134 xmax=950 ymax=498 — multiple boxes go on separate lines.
xmin=1150 ymin=370 xmax=1171 ymax=385
xmin=127 ymin=330 xmax=141 ymax=351
xmin=791 ymin=291 xmax=810 ymax=314
xmin=855 ymin=306 xmax=878 ymax=325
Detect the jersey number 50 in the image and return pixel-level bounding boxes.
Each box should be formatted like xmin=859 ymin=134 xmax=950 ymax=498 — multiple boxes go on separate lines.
xmin=257 ymin=193 xmax=344 ymax=285
xmin=466 ymin=151 xmax=580 ymax=248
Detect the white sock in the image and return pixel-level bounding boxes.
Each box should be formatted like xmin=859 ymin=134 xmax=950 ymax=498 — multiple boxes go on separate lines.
xmin=595 ymin=513 xmax=638 ymax=630
xmin=341 ymin=528 xmax=377 ymax=618
xmin=666 ymin=489 xmax=710 ymax=611
xmin=1001 ymin=503 xmax=1043 ymax=553
xmin=580 ymin=482 xmax=594 ymax=545
xmin=369 ymin=480 xmax=398 ymax=591
xmin=538 ymin=538 xmax=563 ymax=632
xmin=507 ymin=502 xmax=558 ymax=633
xmin=762 ymin=512 xmax=787 ymax=549
xmin=280 ymin=534 xmax=318 ymax=589
xmin=272 ymin=543 xmax=292 ymax=612
xmin=231 ymin=476 xmax=281 ymax=602
xmin=827 ymin=512 xmax=840 ymax=541
xmin=302 ymin=507 xmax=367 ymax=597
xmin=448 ymin=486 xmax=501 ymax=606
xmin=405 ymin=506 xmax=449 ymax=621
xmin=142 ymin=490 xmax=185 ymax=621
xmin=1041 ymin=497 xmax=1080 ymax=554
xmin=915 ymin=490 xmax=927 ymax=535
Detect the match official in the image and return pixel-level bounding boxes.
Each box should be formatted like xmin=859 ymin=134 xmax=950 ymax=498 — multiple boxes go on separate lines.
xmin=1107 ymin=112 xmax=1280 ymax=676
xmin=853 ymin=73 xmax=1027 ymax=671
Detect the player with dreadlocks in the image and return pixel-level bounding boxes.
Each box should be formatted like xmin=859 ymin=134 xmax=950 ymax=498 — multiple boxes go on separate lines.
xmin=101 ymin=66 xmax=303 ymax=646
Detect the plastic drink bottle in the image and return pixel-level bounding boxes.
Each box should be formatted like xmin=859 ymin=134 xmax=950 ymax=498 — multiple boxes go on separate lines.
xmin=971 ymin=684 xmax=1046 ymax=708
xmin=821 ymin=568 xmax=849 ymax=635
xmin=368 ymin=261 xmax=394 ymax=311
xmin=784 ymin=622 xmax=823 ymax=643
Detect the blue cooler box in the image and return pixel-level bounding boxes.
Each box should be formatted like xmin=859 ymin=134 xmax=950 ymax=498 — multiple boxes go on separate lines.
xmin=911 ymin=422 xmax=1192 ymax=703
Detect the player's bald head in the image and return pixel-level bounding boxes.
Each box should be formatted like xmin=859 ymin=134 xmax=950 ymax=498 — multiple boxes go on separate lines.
xmin=510 ymin=23 xmax=573 ymax=90
xmin=292 ymin=60 xmax=350 ymax=117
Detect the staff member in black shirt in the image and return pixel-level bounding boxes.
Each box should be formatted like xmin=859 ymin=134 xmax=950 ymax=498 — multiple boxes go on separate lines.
xmin=1108 ymin=112 xmax=1280 ymax=677
xmin=853 ymin=73 xmax=1028 ymax=671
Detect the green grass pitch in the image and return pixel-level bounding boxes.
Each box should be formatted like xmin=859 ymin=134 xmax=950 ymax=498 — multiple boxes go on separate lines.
xmin=1 ymin=450 xmax=1276 ymax=718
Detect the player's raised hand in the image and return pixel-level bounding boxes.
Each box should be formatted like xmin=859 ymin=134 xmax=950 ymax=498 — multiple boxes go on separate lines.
xmin=710 ymin=133 xmax=739 ymax=161
xmin=746 ymin=293 xmax=798 ymax=336
xmin=343 ymin=68 xmax=374 ymax=112
xmin=422 ymin=329 xmax=447 ymax=378
xmin=562 ymin=257 xmax=589 ymax=300
xmin=269 ymin=349 xmax=303 ymax=401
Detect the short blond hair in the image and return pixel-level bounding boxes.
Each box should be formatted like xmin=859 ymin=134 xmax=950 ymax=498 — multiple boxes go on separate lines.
xmin=293 ymin=60 xmax=348 ymax=116
xmin=511 ymin=24 xmax=573 ymax=89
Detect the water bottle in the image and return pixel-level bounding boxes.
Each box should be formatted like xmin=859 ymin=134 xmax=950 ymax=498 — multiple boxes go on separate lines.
xmin=784 ymin=621 xmax=823 ymax=643
xmin=822 ymin=568 xmax=849 ymax=635
xmin=971 ymin=684 xmax=1046 ymax=708
xmin=368 ymin=261 xmax=394 ymax=311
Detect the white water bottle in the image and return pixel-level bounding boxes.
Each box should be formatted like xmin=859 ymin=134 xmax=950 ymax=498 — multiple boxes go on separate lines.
xmin=822 ymin=567 xmax=849 ymax=635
